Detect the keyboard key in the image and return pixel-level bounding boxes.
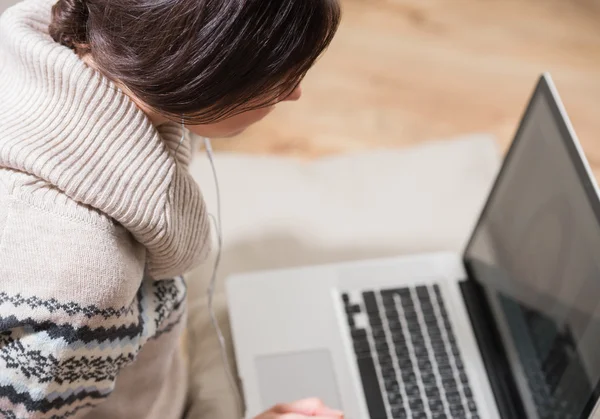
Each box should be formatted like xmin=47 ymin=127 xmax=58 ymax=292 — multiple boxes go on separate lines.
xmin=388 ymin=318 xmax=402 ymax=329
xmin=439 ymin=365 xmax=454 ymax=377
xmin=391 ymin=331 xmax=407 ymax=345
xmin=468 ymin=399 xmax=478 ymax=412
xmin=356 ymin=357 xmax=387 ymax=419
xmin=450 ymin=404 xmax=466 ymax=416
xmin=396 ymin=351 xmax=411 ymax=363
xmin=373 ymin=331 xmax=387 ymax=344
xmin=445 ymin=389 xmax=461 ymax=399
xmin=385 ymin=377 xmax=399 ymax=389
xmin=421 ymin=370 xmax=436 ymax=384
xmin=401 ymin=370 xmax=417 ymax=383
xmin=351 ymin=329 xmax=367 ymax=340
xmin=382 ymin=368 xmax=397 ymax=380
xmin=345 ymin=303 xmax=361 ymax=315
xmin=363 ymin=291 xmax=379 ymax=314
xmin=418 ymin=301 xmax=435 ymax=313
xmin=403 ymin=309 xmax=418 ymax=320
xmin=429 ymin=399 xmax=444 ymax=412
xmin=397 ymin=288 xmax=412 ymax=299
xmin=446 ymin=392 xmax=463 ymax=405
xmin=417 ymin=359 xmax=432 ymax=370
xmin=390 ymin=405 xmax=405 ymax=418
xmin=442 ymin=376 xmax=458 ymax=390
xmin=347 ymin=315 xmax=355 ymax=328
xmin=424 ymin=316 xmax=440 ymax=328
xmin=408 ymin=396 xmax=425 ymax=412
xmin=378 ymin=350 xmax=393 ymax=362
xmin=375 ymin=341 xmax=390 ymax=354
xmin=388 ymin=392 xmax=403 ymax=405
xmin=416 ymin=285 xmax=429 ymax=297
xmin=404 ymin=382 xmax=421 ymax=397
xmin=353 ymin=346 xmax=370 ymax=359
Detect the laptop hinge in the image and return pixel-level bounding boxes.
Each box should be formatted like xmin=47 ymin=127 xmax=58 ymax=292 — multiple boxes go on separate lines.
xmin=459 ymin=276 xmax=527 ymax=419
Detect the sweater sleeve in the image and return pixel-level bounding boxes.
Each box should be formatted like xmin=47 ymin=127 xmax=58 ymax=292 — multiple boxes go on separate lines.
xmin=0 ymin=194 xmax=173 ymax=418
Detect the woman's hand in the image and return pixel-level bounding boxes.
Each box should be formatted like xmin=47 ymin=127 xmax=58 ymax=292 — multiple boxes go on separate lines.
xmin=254 ymin=397 xmax=344 ymax=419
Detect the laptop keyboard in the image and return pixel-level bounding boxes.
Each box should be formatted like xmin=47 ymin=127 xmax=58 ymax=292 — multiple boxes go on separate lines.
xmin=341 ymin=284 xmax=479 ymax=419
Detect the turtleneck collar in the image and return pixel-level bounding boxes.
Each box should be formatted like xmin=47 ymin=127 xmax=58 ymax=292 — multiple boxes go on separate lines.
xmin=0 ymin=0 xmax=211 ymax=278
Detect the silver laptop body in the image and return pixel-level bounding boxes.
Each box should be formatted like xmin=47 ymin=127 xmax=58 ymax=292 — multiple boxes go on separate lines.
xmin=227 ymin=73 xmax=600 ymax=419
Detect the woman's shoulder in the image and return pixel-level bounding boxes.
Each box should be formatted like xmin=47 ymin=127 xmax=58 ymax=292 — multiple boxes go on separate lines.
xmin=0 ymin=168 xmax=145 ymax=266
xmin=0 ymin=168 xmax=146 ymax=295
xmin=1 ymin=168 xmax=129 ymax=235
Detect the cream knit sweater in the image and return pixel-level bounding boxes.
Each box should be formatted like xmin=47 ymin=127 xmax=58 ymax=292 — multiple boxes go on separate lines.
xmin=0 ymin=0 xmax=212 ymax=417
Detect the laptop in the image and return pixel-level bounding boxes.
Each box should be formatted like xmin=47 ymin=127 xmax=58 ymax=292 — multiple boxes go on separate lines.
xmin=226 ymin=72 xmax=600 ymax=419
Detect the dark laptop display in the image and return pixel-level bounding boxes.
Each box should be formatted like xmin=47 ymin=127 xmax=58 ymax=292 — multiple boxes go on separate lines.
xmin=464 ymin=78 xmax=600 ymax=419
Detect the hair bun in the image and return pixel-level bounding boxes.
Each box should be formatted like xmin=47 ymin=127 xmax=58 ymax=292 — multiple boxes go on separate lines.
xmin=49 ymin=0 xmax=90 ymax=51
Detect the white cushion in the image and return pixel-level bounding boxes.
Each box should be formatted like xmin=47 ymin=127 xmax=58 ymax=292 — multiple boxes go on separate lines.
xmin=184 ymin=133 xmax=501 ymax=419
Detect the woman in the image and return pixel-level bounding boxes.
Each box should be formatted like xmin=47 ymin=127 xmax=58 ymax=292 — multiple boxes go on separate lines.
xmin=0 ymin=0 xmax=341 ymax=416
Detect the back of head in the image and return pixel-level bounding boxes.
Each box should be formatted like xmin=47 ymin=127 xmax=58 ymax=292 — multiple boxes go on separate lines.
xmin=48 ymin=0 xmax=341 ymax=124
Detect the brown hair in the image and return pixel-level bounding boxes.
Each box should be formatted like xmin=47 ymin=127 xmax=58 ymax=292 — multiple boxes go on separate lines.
xmin=49 ymin=0 xmax=341 ymax=123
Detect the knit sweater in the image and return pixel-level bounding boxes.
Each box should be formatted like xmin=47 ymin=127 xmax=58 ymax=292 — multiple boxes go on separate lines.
xmin=0 ymin=0 xmax=212 ymax=417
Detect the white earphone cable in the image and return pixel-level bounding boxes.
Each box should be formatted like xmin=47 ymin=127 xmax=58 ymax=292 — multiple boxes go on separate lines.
xmin=177 ymin=122 xmax=243 ymax=418
xmin=203 ymin=136 xmax=244 ymax=419
xmin=175 ymin=117 xmax=186 ymax=155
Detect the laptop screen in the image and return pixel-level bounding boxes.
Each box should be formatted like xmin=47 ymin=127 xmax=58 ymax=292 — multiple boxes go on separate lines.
xmin=463 ymin=77 xmax=600 ymax=419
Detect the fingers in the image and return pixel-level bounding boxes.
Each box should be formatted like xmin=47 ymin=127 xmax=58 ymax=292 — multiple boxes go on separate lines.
xmin=273 ymin=398 xmax=343 ymax=418
xmin=313 ymin=406 xmax=344 ymax=417
xmin=280 ymin=415 xmax=342 ymax=419
xmin=274 ymin=397 xmax=324 ymax=415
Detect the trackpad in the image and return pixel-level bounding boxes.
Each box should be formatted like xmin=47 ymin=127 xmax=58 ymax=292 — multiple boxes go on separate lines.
xmin=256 ymin=349 xmax=342 ymax=410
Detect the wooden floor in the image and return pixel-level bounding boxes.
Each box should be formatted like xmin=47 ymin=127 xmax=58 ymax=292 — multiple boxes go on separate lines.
xmin=212 ymin=0 xmax=600 ymax=175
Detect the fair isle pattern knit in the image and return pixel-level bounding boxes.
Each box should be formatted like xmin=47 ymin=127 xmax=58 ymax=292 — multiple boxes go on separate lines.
xmin=0 ymin=0 xmax=212 ymax=416
xmin=0 ymin=276 xmax=186 ymax=418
